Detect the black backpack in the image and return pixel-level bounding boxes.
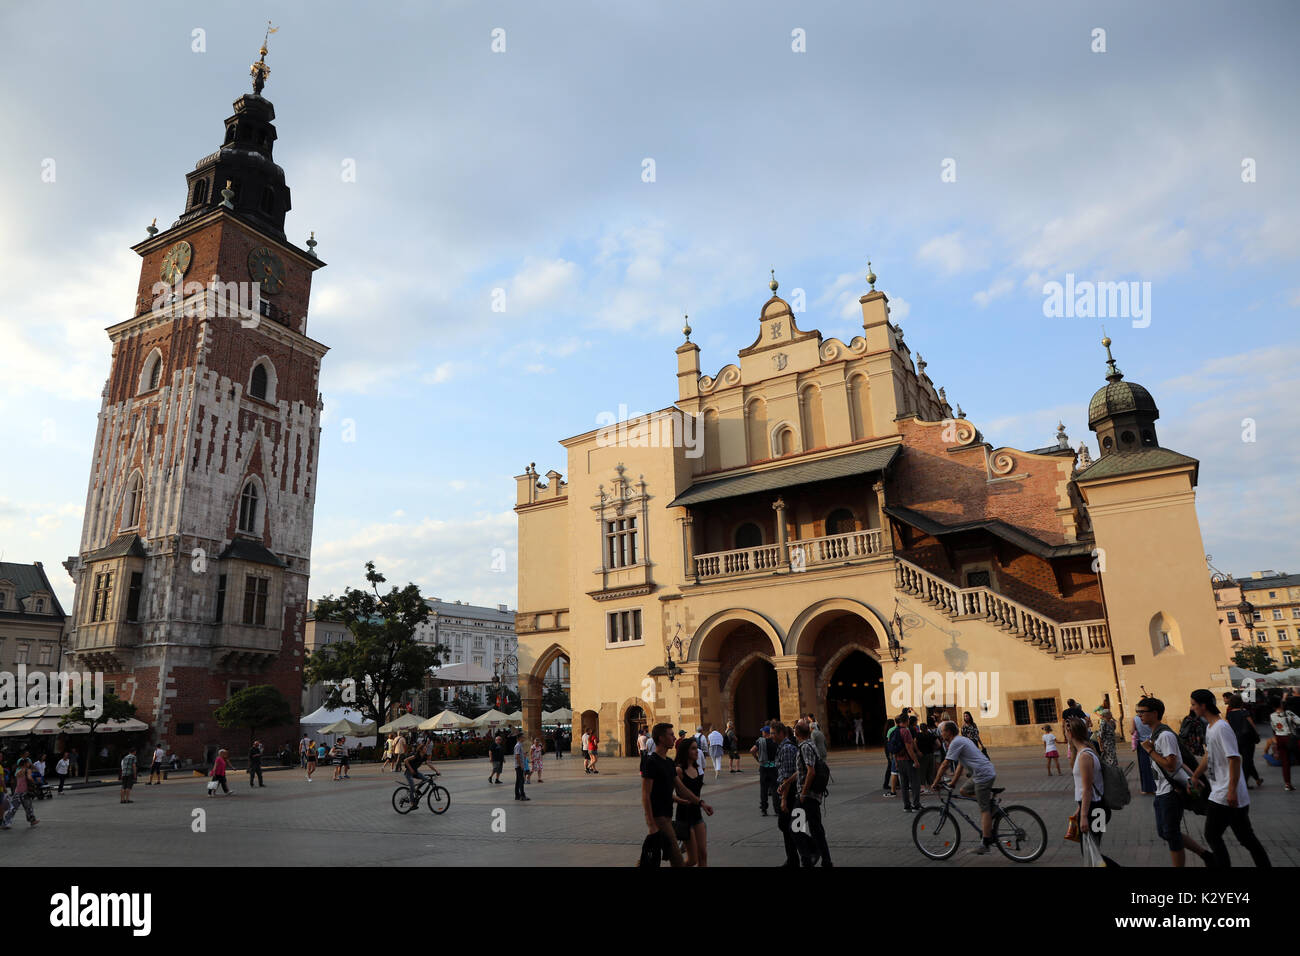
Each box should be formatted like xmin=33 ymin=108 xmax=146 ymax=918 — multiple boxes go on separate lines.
xmin=886 ymin=727 xmax=909 ymax=757
xmin=810 ymin=753 xmax=831 ymax=795
xmin=1154 ymin=723 xmax=1199 ymax=774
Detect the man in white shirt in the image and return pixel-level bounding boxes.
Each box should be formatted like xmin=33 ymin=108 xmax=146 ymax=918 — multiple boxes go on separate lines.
xmin=581 ymin=729 xmax=591 ymax=773
xmin=1189 ymin=689 xmax=1271 ymax=867
xmin=932 ymin=720 xmax=997 ymax=854
xmin=147 ymin=743 xmax=166 ymax=785
xmin=707 ymin=725 xmax=725 ymax=779
xmin=1136 ymin=696 xmax=1211 ymax=867
xmin=694 ymin=727 xmax=708 ymax=778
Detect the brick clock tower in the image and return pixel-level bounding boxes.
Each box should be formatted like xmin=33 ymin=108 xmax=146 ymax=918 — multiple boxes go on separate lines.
xmin=66 ymin=43 xmax=327 ymax=760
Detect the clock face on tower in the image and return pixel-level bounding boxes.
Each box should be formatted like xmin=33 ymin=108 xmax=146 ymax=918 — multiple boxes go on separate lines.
xmin=159 ymin=241 xmax=192 ymax=286
xmin=247 ymin=246 xmax=286 ymax=294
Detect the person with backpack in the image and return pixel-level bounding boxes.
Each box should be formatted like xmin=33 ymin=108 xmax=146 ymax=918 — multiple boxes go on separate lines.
xmin=1179 ymin=707 xmax=1206 ymax=758
xmin=1188 ymin=689 xmax=1271 ymax=868
xmin=1066 ymin=717 xmax=1119 ymax=866
xmin=1136 ymin=696 xmax=1213 ymax=867
xmin=1131 ymin=709 xmax=1157 ymax=795
xmin=933 ymin=720 xmax=997 ymax=855
xmin=917 ymin=717 xmax=940 ymax=792
xmin=881 ymin=717 xmax=899 ymax=798
xmin=1266 ymin=695 xmax=1300 ymax=790
xmin=1225 ymin=693 xmax=1264 ymax=790
xmin=888 ymin=711 xmax=923 ymax=813
xmin=779 ymin=719 xmax=832 ymax=867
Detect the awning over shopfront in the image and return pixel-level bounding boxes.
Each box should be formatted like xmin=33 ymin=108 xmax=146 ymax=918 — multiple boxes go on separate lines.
xmin=668 ymin=445 xmax=900 ymax=509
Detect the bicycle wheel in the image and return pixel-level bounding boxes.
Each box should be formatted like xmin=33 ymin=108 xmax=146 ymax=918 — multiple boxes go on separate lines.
xmin=994 ymin=804 xmax=1047 ymax=862
xmin=912 ymin=806 xmax=961 ymax=860
xmin=392 ymin=785 xmax=417 ymax=814
xmin=426 ymin=784 xmax=451 ymax=815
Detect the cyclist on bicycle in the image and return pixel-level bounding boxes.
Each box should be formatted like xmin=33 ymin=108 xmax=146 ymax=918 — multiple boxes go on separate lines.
xmin=403 ymin=737 xmax=439 ymax=799
xmin=932 ymin=720 xmax=998 ymax=855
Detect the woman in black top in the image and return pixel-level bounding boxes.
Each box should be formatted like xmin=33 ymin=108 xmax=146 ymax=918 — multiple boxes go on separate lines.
xmin=674 ymin=737 xmax=713 ymax=867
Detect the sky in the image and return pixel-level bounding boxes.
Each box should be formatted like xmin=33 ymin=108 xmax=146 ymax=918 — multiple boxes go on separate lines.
xmin=1 ymin=0 xmax=1298 ymax=612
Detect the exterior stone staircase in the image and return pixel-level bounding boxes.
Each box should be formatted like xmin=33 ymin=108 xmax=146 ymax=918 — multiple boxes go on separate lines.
xmin=895 ymin=557 xmax=1109 ymax=657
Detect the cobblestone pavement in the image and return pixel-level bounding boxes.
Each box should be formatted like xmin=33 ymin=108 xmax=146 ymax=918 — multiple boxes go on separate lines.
xmin=16 ymin=747 xmax=1299 ymax=866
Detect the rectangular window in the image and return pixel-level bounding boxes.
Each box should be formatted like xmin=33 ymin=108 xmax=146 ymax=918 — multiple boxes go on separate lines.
xmin=126 ymin=571 xmax=144 ymax=621
xmin=606 ymin=608 xmax=643 ymax=645
xmin=15 ymin=643 xmax=29 ymax=665
xmin=1273 ymin=609 xmax=1284 ymax=620
xmin=1032 ymin=697 xmax=1058 ymax=724
xmin=1292 ymin=608 xmax=1300 ymax=618
xmin=176 ymin=722 xmax=194 ymax=736
xmin=91 ymin=571 xmax=115 ymax=623
xmin=1012 ymin=699 xmax=1031 ymax=725
xmin=38 ymin=644 xmax=53 ymax=666
xmin=1229 ymin=628 xmax=1240 ymax=640
xmin=215 ymin=574 xmax=227 ymax=623
xmin=965 ymin=570 xmax=991 ymax=588
xmin=0 ymin=593 xmax=5 ymax=609
xmin=242 ymin=575 xmax=269 ymax=626
xmin=1256 ymin=631 xmax=1268 ymax=643
xmin=1226 ymin=611 xmax=1237 ymax=624
xmin=474 ymin=636 xmax=484 ymax=651
xmin=1277 ymin=630 xmax=1287 ymax=643
xmin=1285 ymin=651 xmax=1295 ymax=666
xmin=605 ymin=516 xmax=638 ymax=568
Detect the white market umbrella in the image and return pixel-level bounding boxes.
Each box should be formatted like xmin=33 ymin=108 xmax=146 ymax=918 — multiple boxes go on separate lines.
xmin=469 ymin=708 xmax=513 ymax=729
xmin=543 ymin=707 xmax=572 ymax=723
xmin=0 ymin=705 xmax=148 ymax=737
xmin=419 ymin=710 xmax=471 ymax=731
xmin=378 ymin=713 xmax=425 ymax=733
xmin=427 ymin=661 xmax=497 ymax=686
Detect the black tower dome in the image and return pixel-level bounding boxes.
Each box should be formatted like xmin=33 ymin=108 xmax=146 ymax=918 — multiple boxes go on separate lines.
xmin=1086 ymin=337 xmax=1160 ymax=457
xmin=170 ymin=41 xmax=291 ymax=240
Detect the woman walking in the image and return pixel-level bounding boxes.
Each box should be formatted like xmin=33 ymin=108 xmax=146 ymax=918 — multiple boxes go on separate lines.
xmin=3 ymin=758 xmax=39 ymax=828
xmin=1068 ymin=717 xmax=1117 ymax=866
xmin=1225 ymin=694 xmax=1264 ymax=789
xmin=209 ymin=749 xmax=231 ymax=796
xmin=961 ymin=712 xmax=988 ymax=757
xmin=674 ymin=736 xmax=714 ymax=866
xmin=55 ymin=752 xmax=70 ymax=794
xmin=587 ymin=731 xmax=599 ymax=773
xmin=381 ymin=732 xmax=396 ymax=773
xmin=725 ymin=721 xmax=742 ymax=773
xmin=530 ymin=737 xmax=544 ymax=783
xmin=305 ymin=739 xmax=317 ymax=781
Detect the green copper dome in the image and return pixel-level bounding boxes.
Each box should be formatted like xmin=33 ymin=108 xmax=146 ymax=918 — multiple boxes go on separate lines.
xmin=1088 ymin=379 xmax=1158 ymax=429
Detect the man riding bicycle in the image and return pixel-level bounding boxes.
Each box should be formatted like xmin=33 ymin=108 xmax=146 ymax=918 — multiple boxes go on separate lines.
xmin=403 ymin=737 xmax=439 ymax=799
xmin=931 ymin=720 xmax=998 ymax=855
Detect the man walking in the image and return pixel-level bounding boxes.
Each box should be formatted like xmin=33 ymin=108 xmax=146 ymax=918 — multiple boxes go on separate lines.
xmin=750 ymin=725 xmax=779 ymax=816
xmin=147 ymin=742 xmax=165 ymax=786
xmin=248 ymin=739 xmax=265 ymax=788
xmin=780 ymin=720 xmax=832 ymax=867
xmin=299 ymin=734 xmax=309 ymax=769
xmin=641 ymin=722 xmax=709 ymax=867
xmin=771 ymin=723 xmax=801 ymax=866
xmin=707 ymin=724 xmax=725 ymax=780
xmin=806 ymin=714 xmax=828 ymax=760
xmin=581 ymin=728 xmax=591 ymax=773
xmin=489 ymin=734 xmax=505 ymax=784
xmin=1189 ymin=689 xmax=1271 ymax=867
xmin=1136 ymin=696 xmax=1211 ymax=866
xmin=513 ymin=732 xmax=531 ymax=802
xmin=1268 ymin=695 xmax=1300 ymax=791
xmin=890 ymin=712 xmax=923 ymax=812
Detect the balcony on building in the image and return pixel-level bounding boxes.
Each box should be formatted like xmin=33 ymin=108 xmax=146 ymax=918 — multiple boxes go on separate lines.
xmin=670 ymin=445 xmax=898 ymax=585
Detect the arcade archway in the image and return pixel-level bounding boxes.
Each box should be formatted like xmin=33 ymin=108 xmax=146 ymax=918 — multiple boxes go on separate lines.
xmin=823 ymin=649 xmax=887 ymax=747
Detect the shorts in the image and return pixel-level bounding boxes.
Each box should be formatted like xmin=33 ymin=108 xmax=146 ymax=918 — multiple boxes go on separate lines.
xmin=961 ymin=775 xmax=996 ymax=812
xmin=492 ymin=760 xmax=503 ymax=773
xmin=150 ymin=762 xmax=162 ymax=772
xmin=122 ymin=775 xmax=136 ymax=790
xmin=1153 ymin=792 xmax=1184 ymax=851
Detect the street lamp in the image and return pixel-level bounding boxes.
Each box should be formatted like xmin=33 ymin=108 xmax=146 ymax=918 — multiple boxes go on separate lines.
xmin=1238 ymin=596 xmax=1256 ymax=644
xmin=665 ymin=627 xmax=685 ymax=683
xmin=889 ymin=603 xmax=904 ymax=667
xmin=492 ymin=653 xmax=519 ymax=708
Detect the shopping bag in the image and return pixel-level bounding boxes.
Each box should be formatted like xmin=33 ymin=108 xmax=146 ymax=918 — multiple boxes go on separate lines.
xmin=207 ymin=779 xmax=218 ymax=793
xmin=1080 ymin=831 xmax=1107 ymax=867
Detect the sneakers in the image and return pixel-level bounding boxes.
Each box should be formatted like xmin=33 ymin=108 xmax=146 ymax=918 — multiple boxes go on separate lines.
xmin=971 ymin=843 xmax=991 ymax=855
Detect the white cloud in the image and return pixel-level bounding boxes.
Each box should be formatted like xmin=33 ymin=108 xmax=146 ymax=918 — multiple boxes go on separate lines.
xmin=917 ymin=232 xmax=984 ymax=275
xmin=507 ymin=256 xmax=580 ymax=312
xmin=973 ymin=277 xmax=1015 ymax=308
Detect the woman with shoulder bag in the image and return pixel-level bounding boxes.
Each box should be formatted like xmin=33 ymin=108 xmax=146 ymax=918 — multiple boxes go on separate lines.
xmin=1068 ymin=717 xmax=1117 ymax=866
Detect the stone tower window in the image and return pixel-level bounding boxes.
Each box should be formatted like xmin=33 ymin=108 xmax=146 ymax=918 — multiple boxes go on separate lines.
xmin=192 ymin=179 xmax=208 ymax=206
xmin=139 ymin=349 xmax=163 ymax=394
xmin=238 ymin=480 xmax=260 ymax=534
xmin=248 ymin=358 xmax=276 ymax=402
xmin=250 ymin=363 xmax=268 ymax=400
xmin=123 ymin=472 xmax=143 ymax=530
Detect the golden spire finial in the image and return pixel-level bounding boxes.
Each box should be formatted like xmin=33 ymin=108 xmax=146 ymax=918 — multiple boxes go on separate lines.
xmin=682 ymin=314 xmax=692 ymax=342
xmin=769 ymin=268 xmax=778 ymax=294
xmin=251 ymin=22 xmax=278 ymax=94
xmin=866 ymin=259 xmax=877 ymax=291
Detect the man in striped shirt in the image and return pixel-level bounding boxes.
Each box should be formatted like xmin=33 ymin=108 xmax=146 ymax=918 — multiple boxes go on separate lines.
xmin=772 ymin=722 xmax=801 ymax=867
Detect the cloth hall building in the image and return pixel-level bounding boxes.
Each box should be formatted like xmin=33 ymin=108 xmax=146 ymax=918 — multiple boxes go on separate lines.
xmin=513 ymin=272 xmax=1231 ymax=754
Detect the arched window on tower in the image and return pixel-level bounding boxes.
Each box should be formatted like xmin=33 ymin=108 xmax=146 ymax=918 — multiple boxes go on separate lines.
xmin=238 ymin=480 xmax=260 ymax=535
xmin=825 ymin=508 xmax=856 ymax=536
xmin=123 ymin=472 xmax=143 ymax=530
xmin=250 ymin=363 xmax=269 ymax=401
xmin=139 ymin=349 xmax=163 ymax=394
xmin=734 ymin=522 xmax=763 ymax=549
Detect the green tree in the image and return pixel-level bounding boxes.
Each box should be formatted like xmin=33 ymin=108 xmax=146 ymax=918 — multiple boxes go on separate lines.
xmin=542 ymin=679 xmax=570 ymax=712
xmin=1233 ymin=645 xmax=1277 ymax=675
xmin=214 ymin=685 xmax=294 ymax=747
xmin=59 ymin=693 xmax=137 ymax=781
xmin=449 ymin=688 xmax=484 ymax=718
xmin=305 ymin=562 xmax=446 ymax=728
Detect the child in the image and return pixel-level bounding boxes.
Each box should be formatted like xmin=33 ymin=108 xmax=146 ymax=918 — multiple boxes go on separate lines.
xmin=1042 ymin=725 xmax=1062 ymax=776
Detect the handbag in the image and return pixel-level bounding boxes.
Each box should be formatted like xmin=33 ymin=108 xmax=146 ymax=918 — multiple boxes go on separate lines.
xmin=206 ymin=779 xmax=218 ymax=793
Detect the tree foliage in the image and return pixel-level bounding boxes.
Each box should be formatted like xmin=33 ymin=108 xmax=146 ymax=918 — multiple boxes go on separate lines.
xmin=305 ymin=562 xmax=446 ymax=727
xmin=449 ymin=687 xmax=484 ymax=718
xmin=214 ymin=685 xmax=294 ymax=745
xmin=1233 ymin=645 xmax=1277 ymax=675
xmin=60 ymin=693 xmax=137 ymax=781
xmin=542 ymin=678 xmax=570 ymax=712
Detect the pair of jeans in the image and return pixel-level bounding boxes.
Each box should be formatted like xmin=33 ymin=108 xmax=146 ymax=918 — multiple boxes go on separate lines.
xmin=882 ymin=754 xmax=895 ymax=790
xmin=4 ymin=793 xmax=35 ymax=825
xmin=404 ymin=768 xmax=426 ymax=798
xmin=896 ymin=759 xmax=922 ymax=809
xmin=515 ymin=766 xmax=526 ymax=799
xmin=793 ymin=794 xmax=832 ymax=866
xmin=1135 ymin=745 xmax=1157 ymax=793
xmin=248 ymin=764 xmax=263 ymax=787
xmin=758 ymin=766 xmax=777 ymax=811
xmin=1204 ymin=802 xmax=1271 ymax=867
xmin=775 ymin=794 xmax=800 ymax=865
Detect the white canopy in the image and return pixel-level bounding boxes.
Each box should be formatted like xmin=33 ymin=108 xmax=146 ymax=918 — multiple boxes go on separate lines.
xmin=419 ymin=710 xmax=472 ymax=730
xmin=301 ymin=704 xmax=372 ymax=726
xmin=427 ymin=661 xmax=497 ymax=686
xmin=470 ymin=708 xmax=517 ymax=729
xmin=542 ymin=708 xmax=572 ymax=723
xmin=0 ymin=705 xmax=149 ymax=737
xmin=378 ymin=713 xmax=425 ymax=733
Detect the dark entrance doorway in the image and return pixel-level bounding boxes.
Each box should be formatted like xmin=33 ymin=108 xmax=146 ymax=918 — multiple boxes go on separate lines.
xmin=624 ymin=705 xmax=647 ymax=757
xmin=825 ymin=650 xmax=886 ymax=748
xmin=732 ymin=659 xmax=779 ymax=748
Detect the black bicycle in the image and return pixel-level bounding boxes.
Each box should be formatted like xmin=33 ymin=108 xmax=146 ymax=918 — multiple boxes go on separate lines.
xmin=392 ymin=772 xmax=450 ymax=815
xmin=912 ymin=781 xmax=1046 ymax=862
